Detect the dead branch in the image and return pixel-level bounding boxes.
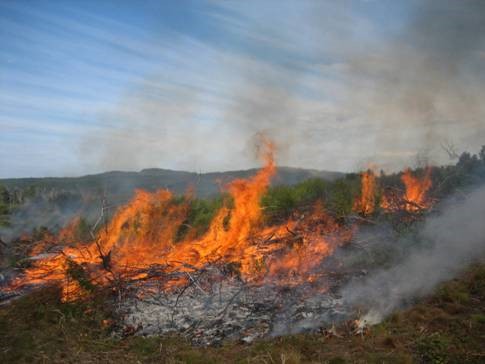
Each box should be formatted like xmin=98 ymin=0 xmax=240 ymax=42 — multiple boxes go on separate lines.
xmin=348 ymin=215 xmax=378 ymax=225
xmin=286 ymin=226 xmax=297 ymax=236
xmin=186 ymin=271 xmax=207 ymax=295
xmin=440 ymin=140 xmax=459 ymax=160
xmin=218 ymin=286 xmax=245 ymax=318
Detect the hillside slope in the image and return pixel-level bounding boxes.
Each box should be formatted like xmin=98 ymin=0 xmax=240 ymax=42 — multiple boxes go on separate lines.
xmin=0 ymin=167 xmax=343 ymax=241
xmin=0 ymin=167 xmax=344 ymax=200
xmin=0 ymin=167 xmax=343 ymax=199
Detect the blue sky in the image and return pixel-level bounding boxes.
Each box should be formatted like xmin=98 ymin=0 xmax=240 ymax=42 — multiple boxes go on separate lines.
xmin=1 ymin=0 xmax=484 ymax=178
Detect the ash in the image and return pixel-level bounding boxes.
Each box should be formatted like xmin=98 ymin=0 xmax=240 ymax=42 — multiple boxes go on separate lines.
xmin=118 ymin=267 xmax=347 ymax=346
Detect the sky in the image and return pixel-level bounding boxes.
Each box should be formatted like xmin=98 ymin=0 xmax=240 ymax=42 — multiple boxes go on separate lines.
xmin=1 ymin=0 xmax=485 ymax=178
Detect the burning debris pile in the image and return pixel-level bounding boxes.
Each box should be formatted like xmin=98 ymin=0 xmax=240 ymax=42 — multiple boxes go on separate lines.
xmin=381 ymin=168 xmax=434 ymax=213
xmin=0 ymin=141 xmax=442 ymax=344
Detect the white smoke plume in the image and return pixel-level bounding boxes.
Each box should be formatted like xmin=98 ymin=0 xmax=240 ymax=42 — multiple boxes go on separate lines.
xmin=341 ymin=184 xmax=485 ymax=323
xmin=81 ymin=1 xmax=485 ymax=175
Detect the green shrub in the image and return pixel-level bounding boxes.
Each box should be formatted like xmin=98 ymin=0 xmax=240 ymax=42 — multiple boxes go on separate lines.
xmin=75 ymin=217 xmax=92 ymax=242
xmin=0 ymin=184 xmax=10 ymax=227
xmin=261 ymin=178 xmax=329 ymax=221
xmin=32 ymin=226 xmax=51 ymax=241
xmin=326 ymin=179 xmax=358 ymax=218
xmin=470 ymin=314 xmax=485 ymax=325
xmin=416 ymin=333 xmax=451 ymax=364
xmin=437 ymin=284 xmax=470 ymax=305
xmin=261 ymin=185 xmax=297 ymax=219
xmin=66 ymin=259 xmax=95 ymax=292
xmin=176 ymin=197 xmax=223 ymax=240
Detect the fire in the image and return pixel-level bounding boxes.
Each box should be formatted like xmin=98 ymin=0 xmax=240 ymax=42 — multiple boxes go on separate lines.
xmin=353 ymin=170 xmax=376 ymax=216
xmin=162 ymin=142 xmax=276 ymax=276
xmin=401 ymin=168 xmax=432 ymax=211
xmin=352 ymin=166 xmax=433 ymax=215
xmin=381 ymin=168 xmax=433 ymax=212
xmin=5 ymin=144 xmax=438 ymax=302
xmin=102 ymin=188 xmax=189 ymax=268
xmin=11 ymin=138 xmax=352 ymax=299
xmin=58 ymin=216 xmax=84 ymax=242
xmin=267 ymin=202 xmax=353 ymax=285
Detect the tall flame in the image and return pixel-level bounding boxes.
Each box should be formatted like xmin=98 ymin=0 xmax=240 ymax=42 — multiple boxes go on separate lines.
xmin=10 ymin=139 xmax=285 ymax=298
xmin=353 ymin=170 xmax=376 ymax=216
xmin=381 ymin=168 xmax=433 ymax=212
xmin=8 ymin=143 xmax=434 ymax=301
xmin=102 ymin=189 xmax=189 ymax=268
xmin=401 ymin=168 xmax=432 ymax=211
xmin=164 ymin=140 xmax=276 ymax=276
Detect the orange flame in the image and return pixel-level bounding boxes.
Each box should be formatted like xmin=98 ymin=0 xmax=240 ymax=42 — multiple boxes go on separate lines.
xmin=163 ymin=141 xmax=276 ymax=276
xmin=353 ymin=170 xmax=376 ymax=216
xmin=401 ymin=168 xmax=432 ymax=211
xmin=103 ymin=189 xmax=189 ymax=268
xmin=8 ymin=139 xmax=356 ymax=300
xmin=267 ymin=202 xmax=353 ymax=286
xmin=381 ymin=168 xmax=433 ymax=212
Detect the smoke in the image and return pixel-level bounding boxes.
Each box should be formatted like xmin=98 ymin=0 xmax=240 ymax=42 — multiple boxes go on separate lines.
xmin=0 ymin=188 xmax=105 ymax=243
xmin=341 ymin=184 xmax=485 ymax=322
xmin=343 ymin=0 xmax=485 ymax=168
xmin=78 ymin=1 xmax=485 ymax=175
xmin=0 ymin=196 xmax=83 ymax=243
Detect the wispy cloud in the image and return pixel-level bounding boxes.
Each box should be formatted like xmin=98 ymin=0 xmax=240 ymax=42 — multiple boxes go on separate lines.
xmin=1 ymin=1 xmax=484 ymax=178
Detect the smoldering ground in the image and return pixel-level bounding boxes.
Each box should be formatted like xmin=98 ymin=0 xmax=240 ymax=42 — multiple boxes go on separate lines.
xmin=340 ymin=183 xmax=485 ymax=324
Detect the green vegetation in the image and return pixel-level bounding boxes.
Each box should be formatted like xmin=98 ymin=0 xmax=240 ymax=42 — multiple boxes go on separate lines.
xmin=1 ymin=264 xmax=484 ymax=363
xmin=66 ymin=259 xmax=95 ymax=292
xmin=326 ymin=175 xmax=360 ymax=218
xmin=261 ymin=176 xmax=361 ymax=222
xmin=261 ymin=178 xmax=328 ymax=219
xmin=176 ymin=196 xmax=224 ymax=241
xmin=2 ymin=145 xmax=485 ymax=244
xmin=186 ymin=197 xmax=224 ymax=235
xmin=175 ymin=173 xmax=362 ymax=239
xmin=261 ymin=145 xmax=485 ymax=225
xmin=420 ymin=146 xmax=485 ymax=199
xmin=63 ymin=217 xmax=92 ymax=243
xmin=76 ymin=217 xmax=93 ymax=242
xmin=0 ymin=184 xmax=10 ymax=227
xmin=31 ymin=226 xmax=51 ymax=241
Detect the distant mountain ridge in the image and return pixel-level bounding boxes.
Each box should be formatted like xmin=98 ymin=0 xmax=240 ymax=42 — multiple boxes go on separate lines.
xmin=1 ymin=166 xmax=344 ymax=200
xmin=0 ymin=167 xmax=344 ymax=240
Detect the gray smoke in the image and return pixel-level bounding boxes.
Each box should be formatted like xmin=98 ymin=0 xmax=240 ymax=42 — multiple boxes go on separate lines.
xmin=341 ymin=184 xmax=485 ymax=323
xmin=78 ymin=1 xmax=485 ymax=175
xmin=345 ymin=0 xmax=485 ymax=164
xmin=0 ymin=195 xmax=85 ymax=243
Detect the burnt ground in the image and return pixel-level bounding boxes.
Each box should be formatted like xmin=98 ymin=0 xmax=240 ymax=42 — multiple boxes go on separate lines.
xmin=117 ymin=268 xmax=349 ymax=346
xmin=1 ymin=263 xmax=484 ymax=364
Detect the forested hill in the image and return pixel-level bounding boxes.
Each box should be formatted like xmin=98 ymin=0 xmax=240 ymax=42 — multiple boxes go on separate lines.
xmin=0 ymin=167 xmax=343 ymax=240
xmin=0 ymin=166 xmax=343 ymax=200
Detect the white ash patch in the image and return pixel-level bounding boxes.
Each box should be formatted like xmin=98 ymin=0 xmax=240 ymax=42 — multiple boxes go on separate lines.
xmin=118 ymin=269 xmax=348 ymax=345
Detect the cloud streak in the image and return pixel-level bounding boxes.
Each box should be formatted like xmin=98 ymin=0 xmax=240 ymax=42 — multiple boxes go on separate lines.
xmin=1 ymin=1 xmax=485 ymax=177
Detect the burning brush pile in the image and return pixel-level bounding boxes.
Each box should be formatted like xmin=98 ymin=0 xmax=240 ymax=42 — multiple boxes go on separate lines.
xmin=0 ymin=142 xmax=440 ymax=345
